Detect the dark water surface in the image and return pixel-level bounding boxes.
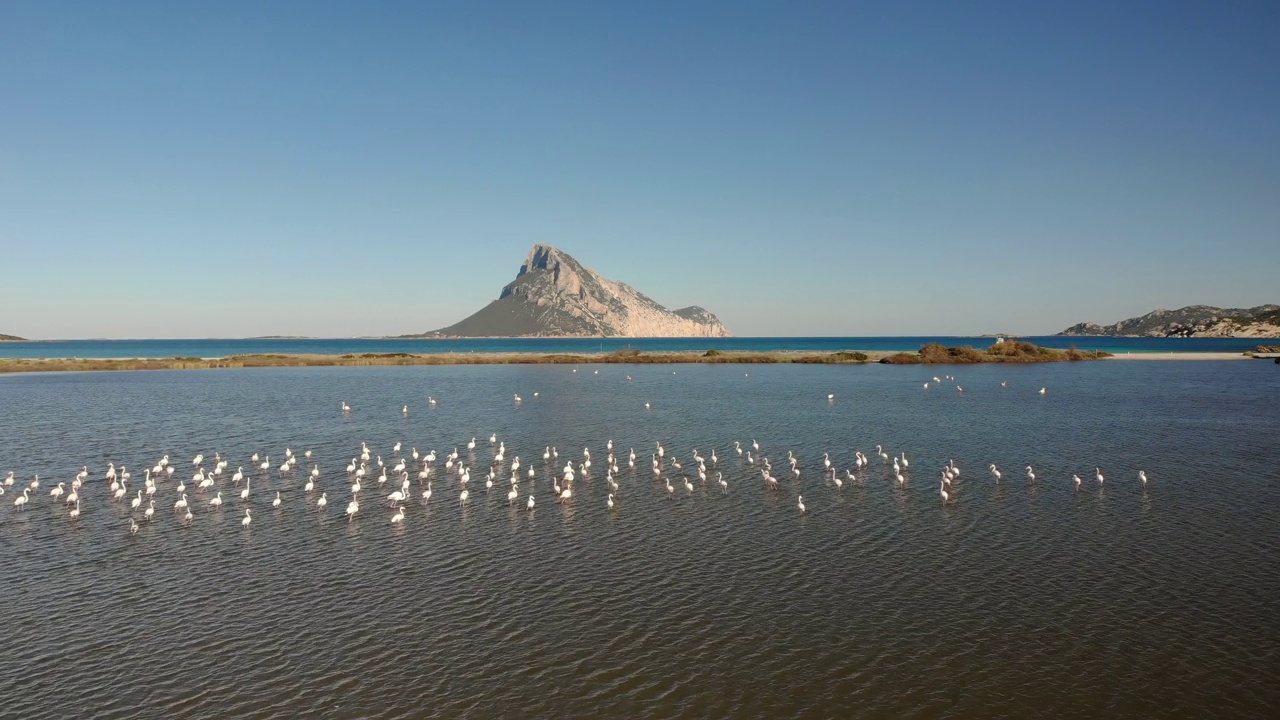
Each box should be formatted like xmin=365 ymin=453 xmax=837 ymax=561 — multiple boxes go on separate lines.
xmin=1 ymin=361 xmax=1277 ymax=719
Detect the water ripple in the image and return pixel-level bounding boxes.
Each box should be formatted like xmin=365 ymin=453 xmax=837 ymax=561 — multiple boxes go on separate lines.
xmin=0 ymin=361 xmax=1278 ymax=718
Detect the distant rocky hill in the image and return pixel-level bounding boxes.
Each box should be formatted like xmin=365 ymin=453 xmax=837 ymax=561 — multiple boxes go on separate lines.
xmin=413 ymin=244 xmax=732 ymax=338
xmin=0 ymin=333 xmax=28 ymax=342
xmin=1058 ymin=304 xmax=1280 ymax=338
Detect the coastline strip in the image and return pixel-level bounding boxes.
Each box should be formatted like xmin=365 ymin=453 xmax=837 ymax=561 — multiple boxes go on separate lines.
xmin=0 ymin=351 xmax=882 ymax=374
xmin=0 ymin=348 xmax=1236 ymax=374
xmin=1101 ymin=352 xmax=1250 ymax=361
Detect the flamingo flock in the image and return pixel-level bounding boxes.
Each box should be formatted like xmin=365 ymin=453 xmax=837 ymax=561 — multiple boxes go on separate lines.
xmin=4 ymin=425 xmax=1151 ymax=537
xmin=1 ymin=373 xmax=1152 ymax=536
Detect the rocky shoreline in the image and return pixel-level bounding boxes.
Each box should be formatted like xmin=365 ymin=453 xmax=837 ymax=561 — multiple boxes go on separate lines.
xmin=1059 ymin=304 xmax=1280 ymax=338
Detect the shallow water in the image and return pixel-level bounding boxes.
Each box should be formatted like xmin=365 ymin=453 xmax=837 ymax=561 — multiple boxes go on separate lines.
xmin=1 ymin=361 xmax=1277 ymax=718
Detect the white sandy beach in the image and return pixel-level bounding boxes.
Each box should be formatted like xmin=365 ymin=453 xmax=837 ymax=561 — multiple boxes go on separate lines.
xmin=1104 ymin=352 xmax=1253 ymax=361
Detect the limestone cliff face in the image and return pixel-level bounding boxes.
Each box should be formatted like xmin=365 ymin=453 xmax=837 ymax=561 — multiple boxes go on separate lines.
xmin=425 ymin=245 xmax=732 ymax=338
xmin=1058 ymin=304 xmax=1280 ymax=338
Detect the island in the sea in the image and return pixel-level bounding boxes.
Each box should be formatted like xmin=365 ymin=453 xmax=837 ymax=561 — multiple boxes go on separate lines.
xmin=398 ymin=244 xmax=732 ymax=338
xmin=1059 ymin=304 xmax=1280 ymax=338
xmin=0 ymin=333 xmax=28 ymax=342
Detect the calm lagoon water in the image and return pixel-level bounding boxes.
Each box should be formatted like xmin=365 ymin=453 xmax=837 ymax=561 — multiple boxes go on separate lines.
xmin=0 ymin=335 xmax=1264 ymax=359
xmin=1 ymin=360 xmax=1277 ymax=718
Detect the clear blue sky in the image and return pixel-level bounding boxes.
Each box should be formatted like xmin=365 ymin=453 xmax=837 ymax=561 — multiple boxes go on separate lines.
xmin=2 ymin=0 xmax=1277 ymax=339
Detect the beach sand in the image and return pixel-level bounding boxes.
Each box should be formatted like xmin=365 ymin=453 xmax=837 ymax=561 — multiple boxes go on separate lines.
xmin=1103 ymin=352 xmax=1251 ymax=361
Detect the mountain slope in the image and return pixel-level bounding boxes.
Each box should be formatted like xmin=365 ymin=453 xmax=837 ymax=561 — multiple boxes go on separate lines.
xmin=0 ymin=333 xmax=28 ymax=342
xmin=418 ymin=245 xmax=732 ymax=338
xmin=1058 ymin=304 xmax=1280 ymax=338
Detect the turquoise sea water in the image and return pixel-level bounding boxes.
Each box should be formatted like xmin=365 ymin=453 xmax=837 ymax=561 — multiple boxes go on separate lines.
xmin=0 ymin=335 xmax=1263 ymax=359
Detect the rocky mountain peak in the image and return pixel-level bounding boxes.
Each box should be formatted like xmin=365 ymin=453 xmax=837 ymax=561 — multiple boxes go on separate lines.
xmin=520 ymin=244 xmax=560 ymax=274
xmin=424 ymin=245 xmax=732 ymax=338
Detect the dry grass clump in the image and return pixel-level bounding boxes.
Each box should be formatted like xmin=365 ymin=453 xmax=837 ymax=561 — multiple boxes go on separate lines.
xmin=792 ymin=351 xmax=869 ymax=364
xmin=880 ymin=352 xmax=923 ymax=365
xmin=880 ymin=342 xmax=1110 ymax=365
xmin=919 ymin=343 xmax=986 ymax=363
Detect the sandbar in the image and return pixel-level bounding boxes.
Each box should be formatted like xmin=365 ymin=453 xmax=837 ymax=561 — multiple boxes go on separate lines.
xmin=1103 ymin=352 xmax=1251 ymax=361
